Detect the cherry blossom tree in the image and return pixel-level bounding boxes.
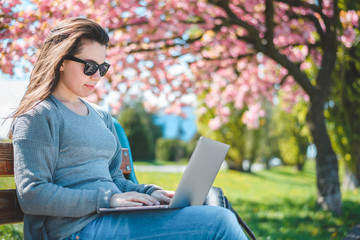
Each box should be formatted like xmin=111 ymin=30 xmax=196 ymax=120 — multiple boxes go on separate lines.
xmin=2 ymin=0 xmax=359 ymax=214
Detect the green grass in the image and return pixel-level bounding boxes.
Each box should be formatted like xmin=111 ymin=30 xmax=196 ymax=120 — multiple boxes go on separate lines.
xmin=1 ymin=160 xmax=359 ymax=239
xmin=136 ymin=160 xmax=360 ymax=240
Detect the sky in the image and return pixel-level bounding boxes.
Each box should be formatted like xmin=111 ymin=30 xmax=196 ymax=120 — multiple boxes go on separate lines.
xmin=0 ymin=76 xmax=28 ymax=139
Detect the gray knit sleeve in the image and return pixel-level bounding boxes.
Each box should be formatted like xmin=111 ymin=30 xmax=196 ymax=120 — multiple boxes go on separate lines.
xmin=13 ymin=103 xmax=113 ymax=217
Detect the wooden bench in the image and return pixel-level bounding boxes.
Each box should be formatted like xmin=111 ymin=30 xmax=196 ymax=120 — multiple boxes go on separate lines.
xmin=0 ymin=142 xmax=133 ymax=225
xmin=344 ymin=224 xmax=360 ymax=240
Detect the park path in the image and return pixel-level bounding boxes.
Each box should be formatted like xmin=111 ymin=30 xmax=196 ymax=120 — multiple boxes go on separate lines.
xmin=133 ymin=162 xmax=265 ymax=173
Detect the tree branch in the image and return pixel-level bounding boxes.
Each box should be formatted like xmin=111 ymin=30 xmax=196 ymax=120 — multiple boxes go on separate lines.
xmin=202 ymin=53 xmax=254 ymax=62
xmin=209 ymin=0 xmax=317 ymax=96
xmin=264 ymin=0 xmax=275 ymax=49
xmin=276 ymin=0 xmax=327 ymax=42
xmin=127 ymin=35 xmax=202 ymax=54
xmin=276 ymin=0 xmax=322 ymax=14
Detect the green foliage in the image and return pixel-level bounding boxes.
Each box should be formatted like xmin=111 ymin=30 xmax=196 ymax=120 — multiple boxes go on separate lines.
xmin=242 ymin=115 xmax=278 ymax=168
xmin=195 ymin=100 xmax=283 ymax=171
xmin=185 ymin=132 xmax=201 ymax=158
xmin=118 ymin=108 xmax=151 ymax=161
xmin=327 ymin=22 xmax=360 ymax=188
xmin=195 ymin=96 xmax=311 ymax=172
xmin=118 ymin=102 xmax=162 ymax=161
xmin=0 ymin=224 xmax=23 ymax=240
xmin=196 ymin=102 xmax=248 ymax=169
xmin=271 ymin=99 xmax=310 ymax=170
xmin=155 ymin=138 xmax=188 ymax=162
xmin=135 ymin=103 xmax=162 ymax=158
xmin=338 ymin=0 xmax=360 ymax=10
xmin=137 ymin=161 xmax=360 ymax=239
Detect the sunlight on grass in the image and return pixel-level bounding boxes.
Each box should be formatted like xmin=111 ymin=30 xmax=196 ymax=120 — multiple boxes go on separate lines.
xmin=0 ymin=177 xmax=15 ymax=189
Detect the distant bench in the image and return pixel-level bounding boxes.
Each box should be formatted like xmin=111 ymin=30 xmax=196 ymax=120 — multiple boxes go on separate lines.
xmin=0 ymin=142 xmax=132 ymax=225
xmin=344 ymin=224 xmax=360 ymax=240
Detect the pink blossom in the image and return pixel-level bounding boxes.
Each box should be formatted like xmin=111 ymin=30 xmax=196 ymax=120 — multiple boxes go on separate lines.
xmin=242 ymin=104 xmax=265 ymax=129
xmin=217 ymin=106 xmax=231 ymax=118
xmin=109 ymin=102 xmax=121 ymax=115
xmin=197 ymin=107 xmax=207 ymax=116
xmin=0 ymin=0 xmax=352 ymax=132
xmin=208 ymin=117 xmax=222 ymax=131
xmin=341 ymin=28 xmax=356 ymax=48
xmin=340 ymin=10 xmax=359 ymax=27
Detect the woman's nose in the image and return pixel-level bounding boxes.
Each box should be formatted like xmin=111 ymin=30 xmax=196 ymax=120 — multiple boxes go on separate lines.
xmin=90 ymin=69 xmax=102 ymax=80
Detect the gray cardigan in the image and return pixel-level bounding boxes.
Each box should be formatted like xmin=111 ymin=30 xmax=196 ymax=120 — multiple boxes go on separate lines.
xmin=12 ymin=95 xmax=160 ymax=240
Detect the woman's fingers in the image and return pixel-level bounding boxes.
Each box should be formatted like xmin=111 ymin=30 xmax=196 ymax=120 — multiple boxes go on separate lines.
xmin=110 ymin=192 xmax=160 ymax=207
xmin=151 ymin=190 xmax=175 ymax=204
xmin=127 ymin=192 xmax=160 ymax=205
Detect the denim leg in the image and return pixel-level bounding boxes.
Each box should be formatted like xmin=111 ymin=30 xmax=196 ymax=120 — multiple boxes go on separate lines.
xmin=64 ymin=205 xmax=248 ymax=240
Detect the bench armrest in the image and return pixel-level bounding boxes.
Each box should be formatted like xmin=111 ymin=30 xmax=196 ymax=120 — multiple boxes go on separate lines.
xmin=112 ymin=118 xmax=139 ymax=184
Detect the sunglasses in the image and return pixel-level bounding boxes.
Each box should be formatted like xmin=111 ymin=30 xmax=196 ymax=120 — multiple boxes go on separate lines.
xmin=64 ymin=55 xmax=110 ymax=77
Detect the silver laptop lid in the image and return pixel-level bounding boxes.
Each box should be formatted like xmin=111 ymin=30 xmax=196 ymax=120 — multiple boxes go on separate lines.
xmin=169 ymin=136 xmax=230 ymax=208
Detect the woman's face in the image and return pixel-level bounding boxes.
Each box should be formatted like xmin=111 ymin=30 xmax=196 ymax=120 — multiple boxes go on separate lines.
xmin=57 ymin=40 xmax=107 ymax=102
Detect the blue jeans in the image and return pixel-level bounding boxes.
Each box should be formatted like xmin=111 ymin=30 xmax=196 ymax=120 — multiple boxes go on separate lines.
xmin=64 ymin=205 xmax=248 ymax=240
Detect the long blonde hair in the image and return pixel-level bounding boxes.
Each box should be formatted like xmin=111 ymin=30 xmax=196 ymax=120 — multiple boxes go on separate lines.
xmin=8 ymin=17 xmax=109 ymax=137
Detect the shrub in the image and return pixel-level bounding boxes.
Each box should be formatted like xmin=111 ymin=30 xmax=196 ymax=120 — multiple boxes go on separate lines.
xmin=118 ymin=108 xmax=152 ymax=161
xmin=156 ymin=138 xmax=188 ymax=162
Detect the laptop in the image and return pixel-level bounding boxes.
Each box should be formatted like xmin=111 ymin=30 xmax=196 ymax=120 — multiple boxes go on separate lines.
xmin=99 ymin=136 xmax=230 ymax=213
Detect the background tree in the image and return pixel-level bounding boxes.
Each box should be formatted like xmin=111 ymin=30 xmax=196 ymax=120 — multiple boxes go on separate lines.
xmin=132 ymin=101 xmax=163 ymax=159
xmin=196 ymin=101 xmax=248 ymax=171
xmin=2 ymin=0 xmax=359 ymax=214
xmin=118 ymin=103 xmax=162 ymax=161
xmin=155 ymin=138 xmax=188 ymax=162
xmin=272 ymin=100 xmax=311 ymax=171
xmin=328 ymin=9 xmax=360 ymax=189
xmin=197 ymin=94 xmax=277 ymax=172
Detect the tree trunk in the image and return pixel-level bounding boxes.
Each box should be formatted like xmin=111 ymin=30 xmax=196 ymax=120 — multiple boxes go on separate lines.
xmin=296 ymin=157 xmax=305 ymax=171
xmin=307 ymin=97 xmax=342 ymax=215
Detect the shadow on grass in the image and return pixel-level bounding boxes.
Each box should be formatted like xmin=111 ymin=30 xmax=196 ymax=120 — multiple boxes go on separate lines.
xmin=232 ymin=197 xmax=360 ymax=240
xmin=251 ymin=170 xmax=315 ymax=188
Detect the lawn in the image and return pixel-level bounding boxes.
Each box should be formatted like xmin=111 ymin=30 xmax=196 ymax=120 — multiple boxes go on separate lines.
xmin=1 ymin=160 xmax=359 ymax=239
xmin=136 ymin=160 xmax=360 ymax=240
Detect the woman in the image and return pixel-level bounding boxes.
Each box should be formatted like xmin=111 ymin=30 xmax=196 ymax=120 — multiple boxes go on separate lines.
xmin=11 ymin=17 xmax=248 ymax=240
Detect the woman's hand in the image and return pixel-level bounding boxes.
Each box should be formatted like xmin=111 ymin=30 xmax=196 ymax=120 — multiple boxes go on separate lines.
xmin=150 ymin=190 xmax=175 ymax=204
xmin=110 ymin=192 xmax=160 ymax=208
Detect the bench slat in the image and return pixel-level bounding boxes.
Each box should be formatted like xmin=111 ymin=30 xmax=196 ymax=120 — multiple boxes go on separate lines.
xmin=0 ymin=143 xmax=14 ymax=176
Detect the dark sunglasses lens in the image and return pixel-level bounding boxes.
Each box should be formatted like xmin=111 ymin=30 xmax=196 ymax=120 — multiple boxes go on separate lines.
xmin=84 ymin=62 xmax=109 ymax=76
xmin=84 ymin=62 xmax=99 ymax=76
xmin=99 ymin=64 xmax=109 ymax=76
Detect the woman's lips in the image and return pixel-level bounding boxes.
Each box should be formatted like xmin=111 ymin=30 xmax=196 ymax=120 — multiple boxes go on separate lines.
xmin=84 ymin=84 xmax=95 ymax=90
